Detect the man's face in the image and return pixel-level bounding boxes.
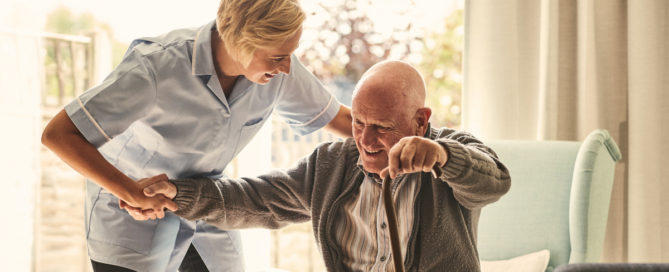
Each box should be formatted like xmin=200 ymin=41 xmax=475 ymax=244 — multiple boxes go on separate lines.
xmin=351 ymin=89 xmax=416 ymax=174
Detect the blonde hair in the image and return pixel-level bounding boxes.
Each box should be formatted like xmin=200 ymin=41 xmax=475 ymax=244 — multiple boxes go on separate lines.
xmin=216 ymin=0 xmax=305 ymax=68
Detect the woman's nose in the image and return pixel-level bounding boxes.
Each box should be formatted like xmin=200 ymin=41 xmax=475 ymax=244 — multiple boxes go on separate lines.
xmin=279 ymin=58 xmax=291 ymax=74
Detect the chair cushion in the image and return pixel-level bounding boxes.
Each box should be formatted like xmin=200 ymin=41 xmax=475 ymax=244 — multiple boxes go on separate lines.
xmin=481 ymin=249 xmax=550 ymax=272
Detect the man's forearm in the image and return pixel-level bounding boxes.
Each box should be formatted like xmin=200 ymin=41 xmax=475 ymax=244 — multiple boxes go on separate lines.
xmin=433 ymin=132 xmax=512 ymax=209
xmin=170 ymin=173 xmax=311 ymax=230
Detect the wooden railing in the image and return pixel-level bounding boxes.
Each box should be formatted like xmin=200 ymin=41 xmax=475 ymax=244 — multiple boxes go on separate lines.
xmin=46 ymin=33 xmax=92 ymax=106
xmin=0 ymin=28 xmax=102 ymax=107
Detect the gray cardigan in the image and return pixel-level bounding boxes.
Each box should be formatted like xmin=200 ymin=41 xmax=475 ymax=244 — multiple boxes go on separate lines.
xmin=171 ymin=127 xmax=511 ymax=271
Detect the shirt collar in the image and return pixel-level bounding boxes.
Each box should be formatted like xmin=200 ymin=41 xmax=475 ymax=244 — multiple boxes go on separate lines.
xmin=424 ymin=122 xmax=433 ymax=138
xmin=355 ymin=122 xmax=433 ymax=183
xmin=356 ymin=160 xmax=383 ymax=183
xmin=191 ymin=20 xmax=217 ymax=76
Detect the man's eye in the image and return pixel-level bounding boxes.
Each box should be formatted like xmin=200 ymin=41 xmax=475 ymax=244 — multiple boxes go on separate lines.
xmin=377 ymin=125 xmax=389 ymax=131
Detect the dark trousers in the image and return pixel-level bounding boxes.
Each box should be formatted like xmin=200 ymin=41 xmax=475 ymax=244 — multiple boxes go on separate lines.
xmin=91 ymin=244 xmax=209 ymax=272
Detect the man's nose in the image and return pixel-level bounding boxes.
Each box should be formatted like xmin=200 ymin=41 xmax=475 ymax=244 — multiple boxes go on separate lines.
xmin=279 ymin=57 xmax=291 ymax=74
xmin=360 ymin=126 xmax=377 ymax=147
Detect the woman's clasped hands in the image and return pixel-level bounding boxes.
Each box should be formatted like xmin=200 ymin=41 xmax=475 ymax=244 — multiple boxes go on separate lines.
xmin=118 ymin=173 xmax=179 ymax=220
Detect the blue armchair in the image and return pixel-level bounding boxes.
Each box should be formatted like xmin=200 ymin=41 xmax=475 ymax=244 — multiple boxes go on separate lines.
xmin=477 ymin=130 xmax=622 ymax=272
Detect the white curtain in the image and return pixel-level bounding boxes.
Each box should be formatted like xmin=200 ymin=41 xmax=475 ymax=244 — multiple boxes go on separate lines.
xmin=463 ymin=0 xmax=669 ymax=262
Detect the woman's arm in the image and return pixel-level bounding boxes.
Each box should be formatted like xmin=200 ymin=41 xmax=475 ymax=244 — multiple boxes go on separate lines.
xmin=42 ymin=110 xmax=176 ymax=217
xmin=323 ymin=105 xmax=353 ymax=138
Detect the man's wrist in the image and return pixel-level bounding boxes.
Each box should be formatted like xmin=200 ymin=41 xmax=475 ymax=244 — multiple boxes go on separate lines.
xmin=439 ymin=145 xmax=448 ymax=167
xmin=170 ymin=180 xmax=179 ymax=200
xmin=435 ymin=140 xmax=449 ymax=167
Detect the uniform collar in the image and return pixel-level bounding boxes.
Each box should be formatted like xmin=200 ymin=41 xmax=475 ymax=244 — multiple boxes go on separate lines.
xmin=191 ymin=20 xmax=217 ymax=76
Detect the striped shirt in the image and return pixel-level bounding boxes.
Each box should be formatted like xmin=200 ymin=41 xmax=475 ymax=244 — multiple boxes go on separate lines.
xmin=334 ymin=162 xmax=421 ymax=272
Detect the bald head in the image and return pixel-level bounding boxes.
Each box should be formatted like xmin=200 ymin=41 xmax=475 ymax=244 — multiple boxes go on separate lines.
xmin=353 ymin=60 xmax=427 ymax=116
xmin=351 ymin=60 xmax=432 ymax=174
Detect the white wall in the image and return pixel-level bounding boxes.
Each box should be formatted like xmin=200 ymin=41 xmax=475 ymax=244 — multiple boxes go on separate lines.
xmin=0 ymin=31 xmax=43 ymax=272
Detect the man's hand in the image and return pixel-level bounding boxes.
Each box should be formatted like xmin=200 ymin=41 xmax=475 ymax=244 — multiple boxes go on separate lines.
xmin=382 ymin=136 xmax=448 ymax=179
xmin=119 ymin=174 xmax=178 ymax=220
xmin=142 ymin=179 xmax=177 ymax=200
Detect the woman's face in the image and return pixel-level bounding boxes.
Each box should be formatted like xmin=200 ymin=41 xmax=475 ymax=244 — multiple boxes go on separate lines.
xmin=243 ymin=26 xmax=303 ymax=85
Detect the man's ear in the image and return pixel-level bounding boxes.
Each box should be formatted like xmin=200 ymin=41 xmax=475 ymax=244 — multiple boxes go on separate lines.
xmin=414 ymin=107 xmax=432 ymax=136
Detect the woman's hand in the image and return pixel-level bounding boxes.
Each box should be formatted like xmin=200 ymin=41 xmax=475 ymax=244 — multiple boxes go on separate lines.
xmin=119 ymin=174 xmax=178 ymax=220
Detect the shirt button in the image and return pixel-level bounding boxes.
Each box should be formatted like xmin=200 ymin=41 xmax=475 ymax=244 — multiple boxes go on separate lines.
xmin=381 ymin=222 xmax=387 ymax=229
xmin=380 ymin=256 xmax=386 ymax=262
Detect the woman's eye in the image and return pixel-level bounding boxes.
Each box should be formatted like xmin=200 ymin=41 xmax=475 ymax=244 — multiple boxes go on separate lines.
xmin=272 ymin=58 xmax=284 ymax=63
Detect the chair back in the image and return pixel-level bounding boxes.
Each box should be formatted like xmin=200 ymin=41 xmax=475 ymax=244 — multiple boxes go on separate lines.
xmin=477 ymin=130 xmax=621 ymax=271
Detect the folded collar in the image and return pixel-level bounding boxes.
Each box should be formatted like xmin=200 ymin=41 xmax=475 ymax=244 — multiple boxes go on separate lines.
xmin=191 ymin=20 xmax=217 ymax=76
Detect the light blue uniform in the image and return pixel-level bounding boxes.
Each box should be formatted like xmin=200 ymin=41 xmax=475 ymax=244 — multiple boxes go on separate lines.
xmin=64 ymin=20 xmax=341 ymax=272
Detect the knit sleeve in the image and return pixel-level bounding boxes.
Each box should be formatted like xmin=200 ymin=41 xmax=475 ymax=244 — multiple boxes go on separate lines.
xmin=170 ymin=141 xmax=346 ymax=230
xmin=433 ymin=129 xmax=511 ymax=209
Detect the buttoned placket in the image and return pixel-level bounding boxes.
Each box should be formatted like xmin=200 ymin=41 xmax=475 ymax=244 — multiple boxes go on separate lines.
xmin=342 ymin=160 xmax=419 ymax=272
xmin=373 ymin=181 xmax=390 ymax=271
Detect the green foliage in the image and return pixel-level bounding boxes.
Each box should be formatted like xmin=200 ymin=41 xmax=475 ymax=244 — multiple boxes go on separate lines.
xmin=44 ymin=5 xmax=127 ymax=67
xmin=295 ymin=1 xmax=463 ymax=128
xmin=45 ymin=6 xmax=98 ymax=35
xmin=43 ymin=5 xmax=128 ymax=100
xmin=296 ymin=0 xmax=423 ymax=83
xmin=417 ymin=9 xmax=464 ymax=129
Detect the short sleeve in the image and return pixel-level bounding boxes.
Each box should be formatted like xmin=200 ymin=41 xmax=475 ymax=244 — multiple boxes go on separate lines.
xmin=274 ymin=54 xmax=341 ymax=136
xmin=64 ymin=46 xmax=157 ymax=148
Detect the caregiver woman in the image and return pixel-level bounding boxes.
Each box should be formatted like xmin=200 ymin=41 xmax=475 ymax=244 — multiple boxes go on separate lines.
xmin=41 ymin=0 xmax=352 ymax=271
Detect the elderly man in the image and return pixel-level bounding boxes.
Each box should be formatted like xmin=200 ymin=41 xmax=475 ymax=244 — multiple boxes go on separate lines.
xmin=136 ymin=60 xmax=511 ymax=271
